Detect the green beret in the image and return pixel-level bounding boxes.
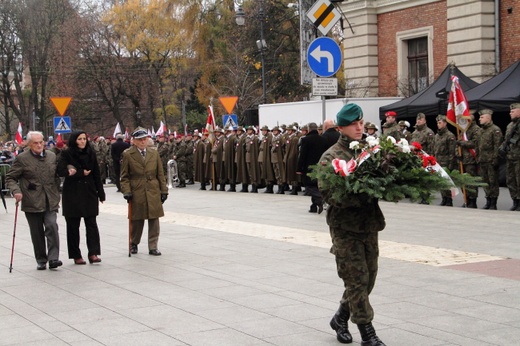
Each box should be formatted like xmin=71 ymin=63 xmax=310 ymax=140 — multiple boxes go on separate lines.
xmin=336 ymin=104 xmax=363 ymax=126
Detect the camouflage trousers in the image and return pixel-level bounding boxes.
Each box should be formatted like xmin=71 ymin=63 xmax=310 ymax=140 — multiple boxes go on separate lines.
xmin=272 ymin=162 xmax=283 ymax=185
xmin=177 ymin=160 xmax=187 ymax=182
xmin=330 ymin=228 xmax=379 ymax=324
xmin=462 ymin=164 xmax=478 ymax=198
xmin=506 ymin=159 xmax=520 ymax=199
xmin=480 ymin=162 xmax=500 ymax=198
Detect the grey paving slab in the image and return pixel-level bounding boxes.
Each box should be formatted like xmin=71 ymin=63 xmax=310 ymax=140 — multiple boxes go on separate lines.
xmin=0 ymin=185 xmax=519 ymax=345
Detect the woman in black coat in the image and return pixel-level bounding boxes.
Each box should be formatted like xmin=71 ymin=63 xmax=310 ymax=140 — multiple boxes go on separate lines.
xmin=57 ymin=131 xmax=105 ymax=264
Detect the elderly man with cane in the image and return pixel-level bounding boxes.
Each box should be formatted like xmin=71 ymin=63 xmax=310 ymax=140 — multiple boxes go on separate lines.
xmin=6 ymin=131 xmax=63 ymax=270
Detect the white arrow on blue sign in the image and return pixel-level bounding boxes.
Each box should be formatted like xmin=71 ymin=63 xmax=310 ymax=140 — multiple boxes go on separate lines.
xmin=307 ymin=37 xmax=342 ymax=78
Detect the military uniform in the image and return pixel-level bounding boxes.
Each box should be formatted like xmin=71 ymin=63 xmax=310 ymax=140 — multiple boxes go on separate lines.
xmin=477 ymin=113 xmax=503 ymax=209
xmin=211 ymin=130 xmax=226 ymax=190
xmin=223 ymin=129 xmax=237 ymax=191
xmin=381 ymin=111 xmax=400 ymax=140
xmin=193 ymin=133 xmax=207 ymax=190
xmin=157 ymin=138 xmax=170 ymax=183
xmin=185 ymin=135 xmax=194 ymax=184
xmin=245 ymin=127 xmax=261 ymax=192
xmin=433 ymin=116 xmax=456 ymax=205
xmin=270 ymin=127 xmax=285 ymax=193
xmin=456 ymin=121 xmax=481 ymax=207
xmin=411 ymin=123 xmax=435 ymax=154
xmin=258 ymin=126 xmax=275 ymax=193
xmin=318 ymin=103 xmax=386 ymax=346
xmin=501 ymin=103 xmax=520 ymax=210
xmin=284 ymin=127 xmax=299 ymax=194
xmin=172 ymin=136 xmax=187 ymax=187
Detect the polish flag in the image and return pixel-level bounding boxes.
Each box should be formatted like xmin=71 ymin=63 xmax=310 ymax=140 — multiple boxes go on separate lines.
xmin=156 ymin=121 xmax=165 ymax=136
xmin=205 ymin=105 xmax=215 ymax=135
xmin=113 ymin=122 xmax=122 ymax=138
xmin=446 ymin=75 xmax=471 ymax=132
xmin=15 ymin=122 xmax=23 ymax=144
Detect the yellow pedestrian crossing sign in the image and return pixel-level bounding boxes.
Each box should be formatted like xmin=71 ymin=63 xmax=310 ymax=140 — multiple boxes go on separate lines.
xmin=54 ymin=116 xmax=72 ymax=134
xmin=306 ymin=0 xmax=341 ymax=36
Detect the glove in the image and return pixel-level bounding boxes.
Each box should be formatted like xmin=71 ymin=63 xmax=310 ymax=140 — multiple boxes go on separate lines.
xmin=160 ymin=194 xmax=168 ymax=204
xmin=123 ymin=193 xmax=132 ymax=203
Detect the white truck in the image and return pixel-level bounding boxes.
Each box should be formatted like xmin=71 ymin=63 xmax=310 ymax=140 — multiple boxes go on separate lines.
xmin=258 ymin=97 xmax=402 ymax=130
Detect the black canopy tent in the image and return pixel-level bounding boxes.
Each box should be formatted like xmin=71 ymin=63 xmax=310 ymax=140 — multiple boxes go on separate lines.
xmin=466 ymin=59 xmax=520 ymax=112
xmin=379 ymin=65 xmax=479 ymax=120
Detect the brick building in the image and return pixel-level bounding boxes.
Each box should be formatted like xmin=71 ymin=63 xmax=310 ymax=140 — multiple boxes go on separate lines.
xmin=337 ymin=0 xmax=520 ymax=98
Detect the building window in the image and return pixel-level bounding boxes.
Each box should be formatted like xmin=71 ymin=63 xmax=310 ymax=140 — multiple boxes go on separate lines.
xmin=396 ymin=26 xmax=434 ymax=97
xmin=408 ymin=37 xmax=429 ymax=94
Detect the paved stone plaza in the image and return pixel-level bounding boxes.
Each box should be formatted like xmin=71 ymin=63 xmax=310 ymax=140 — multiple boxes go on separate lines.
xmin=1 ymin=185 xmax=519 ymax=345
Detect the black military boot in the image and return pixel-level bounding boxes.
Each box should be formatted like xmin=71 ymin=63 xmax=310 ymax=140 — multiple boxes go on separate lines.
xmin=219 ymin=183 xmax=226 ymax=191
xmin=186 ymin=179 xmax=194 ymax=185
xmin=283 ymin=183 xmax=290 ymax=192
xmin=482 ymin=197 xmax=491 ymax=209
xmin=289 ymin=186 xmax=298 ymax=195
xmin=276 ymin=184 xmax=284 ymax=194
xmin=509 ymin=199 xmax=519 ymax=211
xmin=176 ymin=181 xmax=186 ymax=188
xmin=240 ymin=184 xmax=248 ymax=192
xmin=227 ymin=184 xmax=236 ymax=192
xmin=357 ymin=323 xmax=386 ymax=346
xmin=200 ymin=183 xmax=206 ymax=191
xmin=250 ymin=184 xmax=258 ymax=193
xmin=264 ymin=184 xmax=274 ymax=194
xmin=445 ymin=197 xmax=453 ymax=206
xmin=467 ymin=198 xmax=477 ymax=208
xmin=489 ymin=197 xmax=497 ymax=210
xmin=439 ymin=197 xmax=447 ymax=206
xmin=329 ymin=305 xmax=352 ymax=344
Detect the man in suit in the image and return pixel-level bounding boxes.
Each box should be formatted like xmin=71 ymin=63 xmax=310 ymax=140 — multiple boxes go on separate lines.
xmin=120 ymin=127 xmax=168 ymax=256
xmin=297 ymin=123 xmax=330 ymax=213
xmin=110 ymin=133 xmax=130 ymax=191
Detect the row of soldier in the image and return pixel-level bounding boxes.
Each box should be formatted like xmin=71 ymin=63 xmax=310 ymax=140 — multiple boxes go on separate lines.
xmin=380 ymin=104 xmax=520 ymax=211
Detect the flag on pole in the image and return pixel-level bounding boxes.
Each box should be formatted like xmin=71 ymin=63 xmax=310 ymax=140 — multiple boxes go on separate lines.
xmin=124 ymin=127 xmax=130 ymax=140
xmin=113 ymin=122 xmax=122 ymax=138
xmin=446 ymin=75 xmax=471 ymax=132
xmin=205 ymin=105 xmax=215 ymax=134
xmin=156 ymin=121 xmax=165 ymax=136
xmin=184 ymin=123 xmax=188 ymax=135
xmin=56 ymin=133 xmax=62 ymax=143
xmin=15 ymin=122 xmax=23 ymax=144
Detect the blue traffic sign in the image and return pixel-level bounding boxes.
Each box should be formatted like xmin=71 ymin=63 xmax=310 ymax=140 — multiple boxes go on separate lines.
xmin=53 ymin=116 xmax=72 ymax=134
xmin=307 ymin=37 xmax=342 ymax=77
xmin=222 ymin=114 xmax=238 ymax=130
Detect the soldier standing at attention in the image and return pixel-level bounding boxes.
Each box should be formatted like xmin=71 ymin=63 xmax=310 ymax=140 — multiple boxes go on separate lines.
xmin=245 ymin=126 xmax=261 ymax=193
xmin=157 ymin=134 xmax=170 ymax=182
xmin=433 ymin=115 xmax=456 ymax=206
xmin=398 ymin=120 xmax=412 ymax=142
xmin=500 ymin=103 xmax=520 ymax=211
xmin=185 ymin=133 xmax=195 ymax=185
xmin=223 ymin=126 xmax=237 ymax=192
xmin=456 ymin=114 xmax=481 ymax=208
xmin=172 ymin=135 xmax=187 ymax=188
xmin=477 ymin=109 xmax=503 ymax=210
xmin=411 ymin=113 xmax=435 ymax=154
xmin=381 ymin=111 xmax=400 ymax=140
xmin=258 ymin=125 xmax=275 ymax=193
xmin=270 ymin=126 xmax=285 ymax=194
xmin=318 ymin=104 xmax=386 ymax=346
xmin=211 ymin=127 xmax=226 ymax=191
xmin=284 ymin=125 xmax=300 ymax=195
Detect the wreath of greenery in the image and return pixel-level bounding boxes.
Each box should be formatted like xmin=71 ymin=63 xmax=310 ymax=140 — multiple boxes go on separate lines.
xmin=309 ymin=136 xmax=485 ymax=204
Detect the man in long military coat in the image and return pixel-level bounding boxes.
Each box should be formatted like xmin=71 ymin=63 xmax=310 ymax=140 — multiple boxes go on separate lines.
xmin=211 ymin=127 xmax=226 ymax=191
xmin=193 ymin=132 xmax=207 ymax=190
xmin=245 ymin=126 xmax=261 ymax=192
xmin=258 ymin=125 xmax=275 ymax=193
xmin=223 ymin=126 xmax=237 ymax=191
xmin=284 ymin=126 xmax=300 ymax=195
xmin=270 ymin=126 xmax=285 ymax=193
xmin=235 ymin=126 xmax=249 ymax=192
xmin=121 ymin=127 xmax=168 ymax=256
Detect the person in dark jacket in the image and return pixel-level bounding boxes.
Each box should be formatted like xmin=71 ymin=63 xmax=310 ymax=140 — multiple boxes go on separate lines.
xmin=297 ymin=122 xmax=329 ymax=213
xmin=110 ymin=133 xmax=130 ymax=191
xmin=322 ymin=119 xmax=340 ymax=149
xmin=57 ymin=131 xmax=105 ymax=265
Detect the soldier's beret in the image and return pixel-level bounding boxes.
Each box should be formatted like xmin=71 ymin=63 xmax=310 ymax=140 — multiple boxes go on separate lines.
xmin=384 ymin=111 xmax=397 ymax=117
xmin=336 ymin=104 xmax=363 ymax=126
xmin=131 ymin=127 xmax=148 ymax=139
xmin=479 ymin=109 xmax=493 ymax=115
xmin=436 ymin=115 xmax=447 ymax=122
xmin=510 ymin=103 xmax=520 ymax=110
xmin=416 ymin=113 xmax=426 ymax=120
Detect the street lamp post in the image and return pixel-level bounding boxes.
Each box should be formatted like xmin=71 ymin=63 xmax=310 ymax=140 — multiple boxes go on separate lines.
xmin=235 ymin=1 xmax=267 ymax=105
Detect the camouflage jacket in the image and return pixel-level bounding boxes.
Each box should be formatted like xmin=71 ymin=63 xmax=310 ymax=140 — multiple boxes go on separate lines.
xmin=457 ymin=122 xmax=481 ymax=164
xmin=382 ymin=122 xmax=401 ymax=141
xmin=504 ymin=118 xmax=520 ymax=161
xmin=411 ymin=124 xmax=435 ymax=154
xmin=433 ymin=127 xmax=456 ymax=169
xmin=318 ymin=135 xmax=386 ymax=234
xmin=477 ymin=122 xmax=503 ymax=164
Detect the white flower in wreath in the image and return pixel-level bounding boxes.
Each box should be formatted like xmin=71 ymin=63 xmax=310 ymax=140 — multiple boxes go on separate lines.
xmin=366 ymin=136 xmax=379 ymax=147
xmin=386 ymin=136 xmax=397 ymax=144
xmin=401 ymin=145 xmax=411 ymax=153
xmin=399 ymin=138 xmax=409 ymax=146
xmin=349 ymin=141 xmax=360 ymax=150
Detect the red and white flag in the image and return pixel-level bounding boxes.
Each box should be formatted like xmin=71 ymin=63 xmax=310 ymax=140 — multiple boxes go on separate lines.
xmin=446 ymin=75 xmax=471 ymax=132
xmin=205 ymin=105 xmax=216 ymax=142
xmin=113 ymin=122 xmax=122 ymax=138
xmin=156 ymin=121 xmax=165 ymax=136
xmin=124 ymin=127 xmax=130 ymax=140
xmin=15 ymin=122 xmax=23 ymax=144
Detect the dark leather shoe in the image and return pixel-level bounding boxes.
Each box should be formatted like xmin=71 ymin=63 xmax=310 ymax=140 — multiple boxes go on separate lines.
xmin=149 ymin=249 xmax=162 ymax=256
xmin=74 ymin=258 xmax=87 ymax=265
xmin=131 ymin=243 xmax=138 ymax=254
xmin=88 ymin=255 xmax=102 ymax=264
xmin=49 ymin=259 xmax=63 ymax=269
xmin=37 ymin=262 xmax=46 ymax=270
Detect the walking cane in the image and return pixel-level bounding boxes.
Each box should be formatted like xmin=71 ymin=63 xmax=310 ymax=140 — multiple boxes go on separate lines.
xmin=9 ymin=202 xmax=19 ymax=273
xmin=128 ymin=200 xmax=132 ymax=257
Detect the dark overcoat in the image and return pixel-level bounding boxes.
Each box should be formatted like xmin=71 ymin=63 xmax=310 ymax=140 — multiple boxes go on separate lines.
xmin=297 ymin=130 xmax=330 ymax=186
xmin=120 ymin=146 xmax=167 ymax=220
xmin=57 ymin=147 xmax=105 ymax=217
